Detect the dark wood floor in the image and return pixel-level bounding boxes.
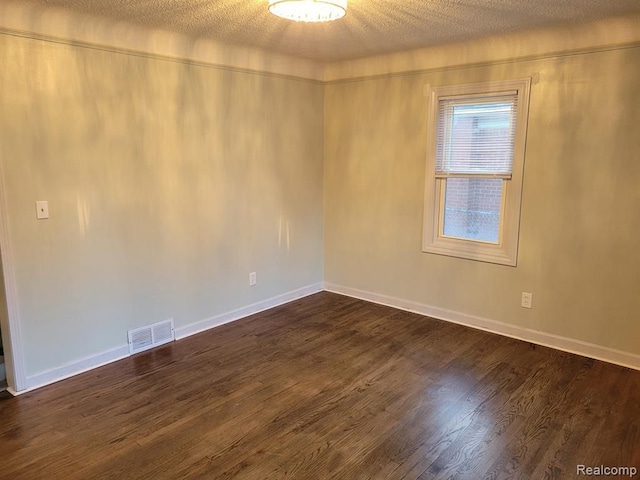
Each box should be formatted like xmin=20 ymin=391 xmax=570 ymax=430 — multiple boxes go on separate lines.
xmin=1 ymin=292 xmax=638 ymax=479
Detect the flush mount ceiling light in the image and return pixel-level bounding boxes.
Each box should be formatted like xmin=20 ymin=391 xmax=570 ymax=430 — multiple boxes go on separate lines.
xmin=268 ymin=0 xmax=347 ymax=23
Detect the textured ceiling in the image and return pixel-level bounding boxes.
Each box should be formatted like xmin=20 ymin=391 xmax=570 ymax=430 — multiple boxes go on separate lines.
xmin=14 ymin=0 xmax=640 ymax=61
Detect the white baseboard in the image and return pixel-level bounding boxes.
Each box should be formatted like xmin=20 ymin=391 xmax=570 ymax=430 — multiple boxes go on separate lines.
xmin=12 ymin=282 xmax=324 ymax=395
xmin=17 ymin=280 xmax=636 ymax=395
xmin=324 ymin=282 xmax=640 ymax=372
xmin=22 ymin=345 xmax=130 ymax=394
xmin=175 ymin=282 xmax=324 ymax=340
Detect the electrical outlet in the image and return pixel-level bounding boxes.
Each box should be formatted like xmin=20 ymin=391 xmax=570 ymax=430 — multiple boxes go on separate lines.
xmin=521 ymin=292 xmax=533 ymax=309
xmin=249 ymin=272 xmax=257 ymax=286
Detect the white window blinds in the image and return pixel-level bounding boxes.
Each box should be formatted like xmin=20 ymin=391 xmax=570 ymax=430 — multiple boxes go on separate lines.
xmin=435 ymin=92 xmax=518 ymax=178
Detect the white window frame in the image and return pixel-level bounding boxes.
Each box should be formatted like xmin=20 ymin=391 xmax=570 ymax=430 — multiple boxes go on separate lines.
xmin=422 ymin=78 xmax=531 ymax=266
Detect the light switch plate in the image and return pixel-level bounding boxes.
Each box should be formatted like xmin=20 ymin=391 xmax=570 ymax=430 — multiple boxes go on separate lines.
xmin=36 ymin=201 xmax=49 ymax=219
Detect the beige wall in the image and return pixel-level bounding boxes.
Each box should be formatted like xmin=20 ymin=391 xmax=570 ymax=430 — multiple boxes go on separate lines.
xmin=0 ymin=33 xmax=324 ymax=377
xmin=325 ymin=44 xmax=640 ymax=355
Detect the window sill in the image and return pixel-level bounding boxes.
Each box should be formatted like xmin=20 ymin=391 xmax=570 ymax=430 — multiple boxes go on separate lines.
xmin=422 ymin=236 xmax=517 ymax=266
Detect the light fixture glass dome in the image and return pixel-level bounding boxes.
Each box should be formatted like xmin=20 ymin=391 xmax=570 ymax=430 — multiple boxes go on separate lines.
xmin=268 ymin=0 xmax=347 ymax=23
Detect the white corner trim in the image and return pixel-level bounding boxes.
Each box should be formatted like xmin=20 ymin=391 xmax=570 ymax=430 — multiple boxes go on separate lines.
xmin=0 ymin=3 xmax=324 ymax=82
xmin=175 ymin=282 xmax=324 ymax=340
xmin=0 ymin=155 xmax=27 ymax=393
xmin=324 ymin=283 xmax=640 ymax=372
xmin=324 ymin=15 xmax=640 ymax=83
xmin=20 ymin=345 xmax=130 ymax=394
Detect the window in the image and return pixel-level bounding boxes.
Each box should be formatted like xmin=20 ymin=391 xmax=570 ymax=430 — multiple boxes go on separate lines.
xmin=422 ymin=79 xmax=531 ymax=266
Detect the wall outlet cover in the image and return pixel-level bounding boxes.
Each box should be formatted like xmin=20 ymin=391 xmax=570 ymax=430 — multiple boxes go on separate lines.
xmin=521 ymin=292 xmax=533 ymax=309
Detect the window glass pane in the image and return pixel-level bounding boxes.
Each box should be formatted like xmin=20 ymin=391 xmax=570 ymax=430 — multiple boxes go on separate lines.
xmin=442 ymin=178 xmax=502 ymax=243
xmin=437 ymin=99 xmax=516 ymax=175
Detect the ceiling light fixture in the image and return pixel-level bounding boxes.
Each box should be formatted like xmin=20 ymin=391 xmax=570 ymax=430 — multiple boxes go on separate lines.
xmin=268 ymin=0 xmax=347 ymax=23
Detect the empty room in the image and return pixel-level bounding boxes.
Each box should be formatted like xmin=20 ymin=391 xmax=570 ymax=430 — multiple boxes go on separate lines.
xmin=0 ymin=0 xmax=639 ymax=478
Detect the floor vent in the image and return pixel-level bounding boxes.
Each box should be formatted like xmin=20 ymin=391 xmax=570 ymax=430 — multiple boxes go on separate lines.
xmin=128 ymin=319 xmax=175 ymax=355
